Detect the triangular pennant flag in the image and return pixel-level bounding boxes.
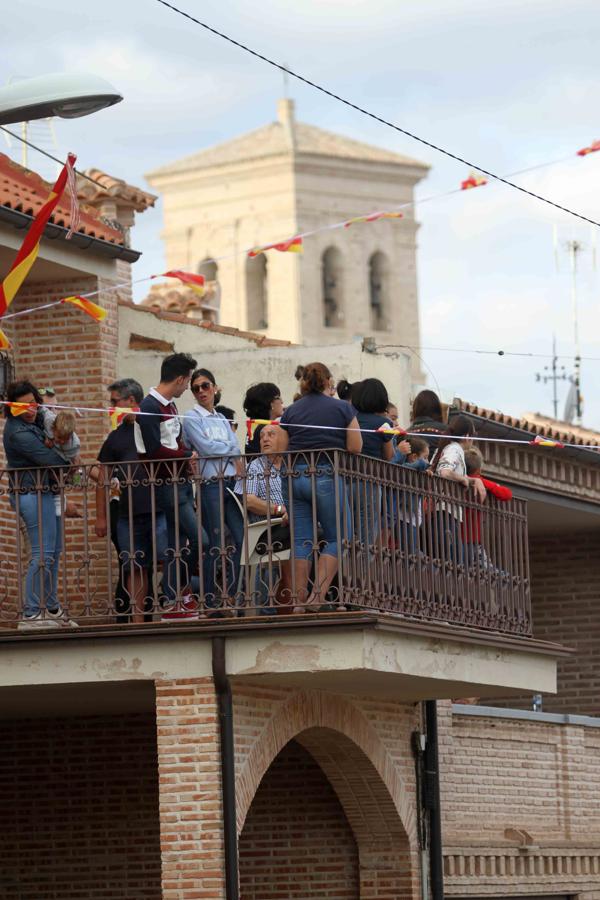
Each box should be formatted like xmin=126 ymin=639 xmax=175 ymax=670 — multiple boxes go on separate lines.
xmin=344 ymin=212 xmax=404 ymax=228
xmin=248 ymin=237 xmax=303 ymax=258
xmin=61 ymin=296 xmax=107 ymax=322
xmin=159 ymin=270 xmax=206 ymax=295
xmin=0 ymin=326 xmax=10 ymax=350
xmin=461 ymin=172 xmax=488 ymax=190
xmin=576 ymin=139 xmax=600 ymax=157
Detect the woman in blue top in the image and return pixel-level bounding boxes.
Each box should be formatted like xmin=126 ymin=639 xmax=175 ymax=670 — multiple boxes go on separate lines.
xmin=183 ymin=368 xmax=243 ymax=610
xmin=3 ymin=380 xmax=72 ymax=629
xmin=349 ymin=378 xmax=394 ymax=552
xmin=279 ymin=362 xmax=362 ymax=611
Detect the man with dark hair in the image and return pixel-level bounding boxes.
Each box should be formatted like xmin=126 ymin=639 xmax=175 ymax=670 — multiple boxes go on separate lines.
xmin=135 ymin=353 xmax=202 ymax=619
xmin=96 ymin=378 xmax=164 ymax=623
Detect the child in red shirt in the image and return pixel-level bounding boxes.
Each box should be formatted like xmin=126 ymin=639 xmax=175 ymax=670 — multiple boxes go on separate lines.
xmin=462 ymin=447 xmax=512 ymax=568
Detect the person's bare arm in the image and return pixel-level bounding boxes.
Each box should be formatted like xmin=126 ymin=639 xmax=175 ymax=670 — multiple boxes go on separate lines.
xmin=245 ymin=494 xmax=286 ymax=518
xmin=346 ymin=417 xmax=363 ymax=454
xmin=382 ymin=439 xmax=394 ymax=461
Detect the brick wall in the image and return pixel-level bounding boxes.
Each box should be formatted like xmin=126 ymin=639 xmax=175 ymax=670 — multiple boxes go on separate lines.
xmin=155 ymin=677 xmax=227 ymax=900
xmin=0 ymin=269 xmax=124 ymax=623
xmin=529 ymin=531 xmax=600 ymax=715
xmin=482 ymin=531 xmax=600 ymax=715
xmin=233 ymin=685 xmax=420 ymax=899
xmin=438 ymin=701 xmax=600 ymax=896
xmin=0 ymin=712 xmax=161 ymax=899
xmin=239 ymin=739 xmax=359 ymax=899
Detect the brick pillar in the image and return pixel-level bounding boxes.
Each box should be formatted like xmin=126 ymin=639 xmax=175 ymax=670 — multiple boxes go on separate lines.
xmin=155 ymin=678 xmax=227 ymax=900
xmin=0 ymin=266 xmax=126 ymax=622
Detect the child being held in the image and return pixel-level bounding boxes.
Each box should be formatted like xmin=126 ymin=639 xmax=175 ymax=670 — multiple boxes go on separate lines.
xmin=43 ymin=409 xmax=81 ymax=463
xmin=462 ymin=447 xmax=512 ymax=568
xmin=42 ymin=409 xmax=82 ymax=518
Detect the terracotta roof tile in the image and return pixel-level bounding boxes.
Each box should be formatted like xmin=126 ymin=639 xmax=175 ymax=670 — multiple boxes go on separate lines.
xmin=77 ymin=169 xmax=156 ymax=212
xmin=454 ymin=398 xmax=600 ymax=448
xmin=0 ymin=153 xmax=123 ymax=245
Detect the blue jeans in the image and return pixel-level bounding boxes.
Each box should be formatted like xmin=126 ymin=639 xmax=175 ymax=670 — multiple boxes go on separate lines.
xmin=11 ymin=492 xmax=62 ymax=617
xmin=352 ymin=481 xmax=381 ymax=550
xmin=160 ymin=481 xmax=205 ymax=601
xmin=116 ymin=512 xmax=169 ymax=569
xmin=283 ymin=462 xmax=350 ymax=560
xmin=200 ymin=478 xmax=244 ymax=605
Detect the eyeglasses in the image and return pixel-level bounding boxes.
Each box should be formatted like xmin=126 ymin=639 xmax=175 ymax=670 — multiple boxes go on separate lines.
xmin=191 ymin=381 xmax=214 ymax=394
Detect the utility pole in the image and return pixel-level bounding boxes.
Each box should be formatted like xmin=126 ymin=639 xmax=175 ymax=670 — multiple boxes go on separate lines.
xmin=535 ymin=336 xmax=568 ymax=420
xmin=567 ymin=240 xmax=583 ymax=424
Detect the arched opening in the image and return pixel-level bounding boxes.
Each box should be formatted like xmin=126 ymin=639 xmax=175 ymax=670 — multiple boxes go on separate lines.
xmin=239 ymin=722 xmax=414 ymax=899
xmin=246 ymin=254 xmax=268 ymax=330
xmin=368 ymin=251 xmax=390 ymax=331
xmin=239 ymin=739 xmax=359 ymax=898
xmin=322 ymin=246 xmax=344 ymax=328
xmin=197 ymin=258 xmax=218 ymax=282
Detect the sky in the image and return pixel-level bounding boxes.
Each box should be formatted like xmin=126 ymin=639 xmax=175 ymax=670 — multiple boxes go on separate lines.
xmin=3 ymin=0 xmax=600 ymax=426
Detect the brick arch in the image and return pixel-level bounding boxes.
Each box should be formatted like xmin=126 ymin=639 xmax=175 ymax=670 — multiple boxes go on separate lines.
xmin=236 ymin=690 xmax=414 ymax=841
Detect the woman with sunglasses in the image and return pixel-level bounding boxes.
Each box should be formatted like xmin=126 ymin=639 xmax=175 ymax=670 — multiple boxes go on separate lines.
xmin=183 ymin=368 xmax=243 ymax=612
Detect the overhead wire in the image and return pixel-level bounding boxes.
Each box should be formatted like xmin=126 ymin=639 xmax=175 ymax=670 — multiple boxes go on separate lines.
xmin=0 ymin=125 xmax=110 ymax=190
xmin=153 ymin=0 xmax=600 ymax=229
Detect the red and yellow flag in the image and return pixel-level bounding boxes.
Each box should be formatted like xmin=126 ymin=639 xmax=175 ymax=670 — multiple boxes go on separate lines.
xmin=344 ymin=211 xmax=404 ymax=228
xmin=248 ymin=237 xmax=303 ymax=258
xmin=8 ymin=401 xmax=37 ymax=417
xmin=531 ymin=434 xmax=564 ymax=449
xmin=109 ymin=406 xmax=139 ymax=430
xmin=160 ymin=270 xmax=206 ymax=295
xmin=0 ymin=327 xmax=10 ymax=350
xmin=461 ymin=172 xmax=488 ymax=190
xmin=0 ymin=153 xmax=76 ymax=319
xmin=61 ymin=295 xmax=107 ymax=322
xmin=576 ymin=139 xmax=600 ymax=157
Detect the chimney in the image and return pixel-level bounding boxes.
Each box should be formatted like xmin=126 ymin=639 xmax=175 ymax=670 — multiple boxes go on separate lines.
xmin=277 ymin=98 xmax=296 ymax=150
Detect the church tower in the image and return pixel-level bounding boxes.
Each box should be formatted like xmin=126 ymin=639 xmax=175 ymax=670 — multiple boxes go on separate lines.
xmin=146 ymin=99 xmax=428 ymax=363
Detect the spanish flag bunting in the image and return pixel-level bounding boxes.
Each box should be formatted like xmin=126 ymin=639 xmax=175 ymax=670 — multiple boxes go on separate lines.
xmin=576 ymin=139 xmax=600 ymax=157
xmin=61 ymin=296 xmax=107 ymax=322
xmin=0 ymin=153 xmax=76 ymax=318
xmin=377 ymin=424 xmax=407 ymax=435
xmin=248 ymin=237 xmax=303 ymax=258
xmin=246 ymin=418 xmax=278 ymax=441
xmin=531 ymin=434 xmax=564 ymax=449
xmin=461 ymin=172 xmax=488 ymax=190
xmin=344 ymin=211 xmax=404 ymax=228
xmin=109 ymin=406 xmax=139 ymax=430
xmin=0 ymin=326 xmax=10 ymax=350
xmin=9 ymin=401 xmax=37 ymax=416
xmin=159 ymin=270 xmax=206 ymax=295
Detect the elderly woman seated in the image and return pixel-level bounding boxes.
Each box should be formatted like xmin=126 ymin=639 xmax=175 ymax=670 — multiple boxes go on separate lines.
xmin=234 ymin=423 xmax=292 ymax=615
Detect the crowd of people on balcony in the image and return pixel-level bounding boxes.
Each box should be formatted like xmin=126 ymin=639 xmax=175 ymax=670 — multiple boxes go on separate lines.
xmin=2 ymin=352 xmax=514 ymax=629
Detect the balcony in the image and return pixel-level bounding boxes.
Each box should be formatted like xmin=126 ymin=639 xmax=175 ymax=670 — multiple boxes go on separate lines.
xmin=0 ymin=451 xmax=561 ymax=706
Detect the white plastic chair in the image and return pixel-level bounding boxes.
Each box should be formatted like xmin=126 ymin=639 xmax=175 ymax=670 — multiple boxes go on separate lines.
xmin=227 ymin=488 xmax=291 ymax=611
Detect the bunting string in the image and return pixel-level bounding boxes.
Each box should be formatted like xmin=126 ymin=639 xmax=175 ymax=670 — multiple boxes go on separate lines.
xmin=1 ymin=400 xmax=597 ymax=451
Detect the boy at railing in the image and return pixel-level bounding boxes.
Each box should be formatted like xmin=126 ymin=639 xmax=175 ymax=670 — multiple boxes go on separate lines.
xmin=391 ymin=436 xmax=430 ymax=552
xmin=462 ymin=447 xmax=512 ymax=569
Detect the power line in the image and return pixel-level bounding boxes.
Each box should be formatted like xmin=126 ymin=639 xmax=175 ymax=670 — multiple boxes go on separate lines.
xmin=153 ymin=0 xmax=600 ymax=229
xmin=378 ymin=343 xmax=600 ymax=363
xmin=0 ymin=125 xmax=106 ymax=190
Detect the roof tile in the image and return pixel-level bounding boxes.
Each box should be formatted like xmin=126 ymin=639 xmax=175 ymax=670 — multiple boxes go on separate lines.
xmin=0 ymin=153 xmax=123 ymax=245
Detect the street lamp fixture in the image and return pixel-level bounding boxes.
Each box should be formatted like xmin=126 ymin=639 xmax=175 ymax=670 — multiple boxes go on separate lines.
xmin=0 ymin=73 xmax=123 ymax=126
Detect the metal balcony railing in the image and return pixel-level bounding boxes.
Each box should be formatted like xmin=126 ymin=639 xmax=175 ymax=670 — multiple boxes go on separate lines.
xmin=0 ymin=451 xmax=531 ymax=634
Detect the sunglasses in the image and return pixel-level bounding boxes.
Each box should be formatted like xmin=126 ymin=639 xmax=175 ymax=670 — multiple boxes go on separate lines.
xmin=191 ymin=381 xmax=214 ymax=394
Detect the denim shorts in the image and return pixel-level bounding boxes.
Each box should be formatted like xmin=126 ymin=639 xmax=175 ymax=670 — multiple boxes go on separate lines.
xmin=117 ymin=512 xmax=168 ymax=568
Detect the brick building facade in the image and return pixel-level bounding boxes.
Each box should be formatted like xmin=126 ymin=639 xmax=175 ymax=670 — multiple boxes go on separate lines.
xmin=0 ymin=156 xmax=598 ymax=900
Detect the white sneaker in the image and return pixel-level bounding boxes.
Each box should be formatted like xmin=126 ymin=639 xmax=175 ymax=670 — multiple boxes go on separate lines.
xmin=18 ymin=617 xmax=61 ymax=631
xmin=47 ymin=607 xmax=80 ymax=628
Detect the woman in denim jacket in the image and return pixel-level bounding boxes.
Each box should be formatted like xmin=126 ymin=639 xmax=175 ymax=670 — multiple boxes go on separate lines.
xmin=3 ymin=381 xmax=72 ymax=629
